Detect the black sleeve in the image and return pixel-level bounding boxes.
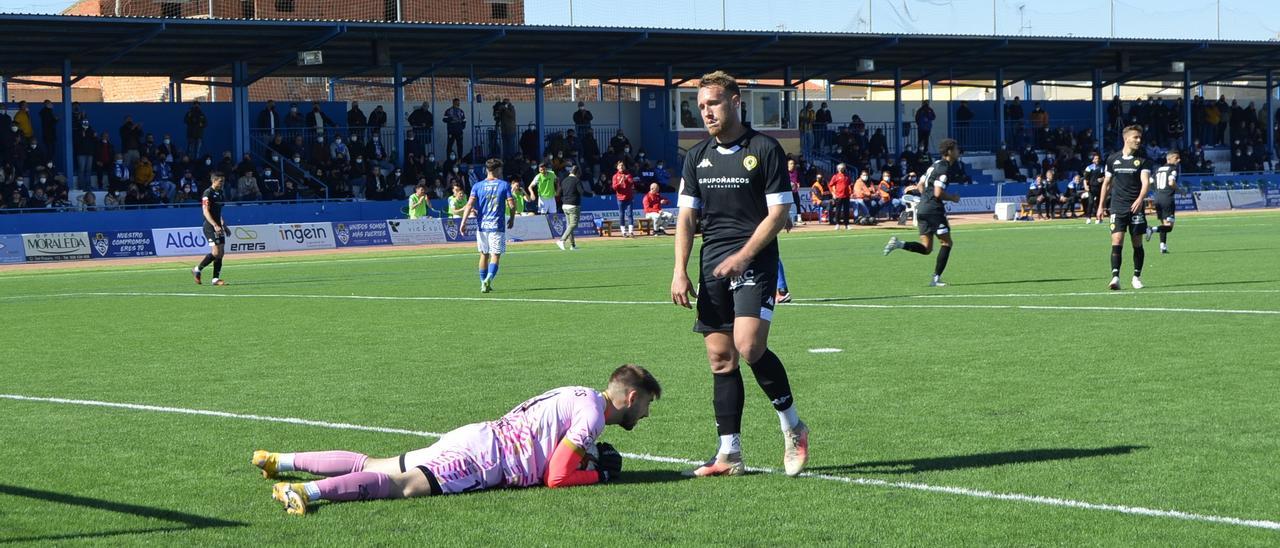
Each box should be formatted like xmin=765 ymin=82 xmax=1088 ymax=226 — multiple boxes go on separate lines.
xmin=678 ymin=143 xmax=702 ymax=208
xmin=761 ymin=140 xmax=791 ymax=200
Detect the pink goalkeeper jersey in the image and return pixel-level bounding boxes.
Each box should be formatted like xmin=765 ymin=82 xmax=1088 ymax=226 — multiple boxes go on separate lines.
xmin=490 ymin=386 xmax=605 ymax=487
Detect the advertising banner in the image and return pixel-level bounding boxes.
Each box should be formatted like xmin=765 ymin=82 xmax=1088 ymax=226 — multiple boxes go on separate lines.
xmin=945 ymin=196 xmax=1000 ymax=214
xmin=273 ymin=222 xmax=337 ymax=251
xmin=507 ymin=215 xmax=553 ymax=241
xmin=90 ymin=231 xmax=156 ymax=259
xmin=152 ymin=227 xmax=210 ymax=256
xmin=1193 ymin=190 xmax=1232 ymax=211
xmin=386 ymin=218 xmax=448 ymax=245
xmin=226 ymin=224 xmax=273 ymax=253
xmin=1174 ymin=192 xmax=1197 ymax=211
xmin=549 ymin=212 xmax=600 ymax=239
xmin=442 ymin=217 xmax=479 ymax=243
xmin=334 ymin=221 xmax=392 ymax=247
xmin=22 ymin=232 xmax=91 ymax=261
xmin=1266 ymin=187 xmax=1280 ymax=208
xmin=1226 ymin=189 xmax=1266 ymax=209
xmin=0 ymin=234 xmax=25 ymax=264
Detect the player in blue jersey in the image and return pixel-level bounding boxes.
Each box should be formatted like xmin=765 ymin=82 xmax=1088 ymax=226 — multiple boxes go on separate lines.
xmin=459 ymin=158 xmax=517 ymax=293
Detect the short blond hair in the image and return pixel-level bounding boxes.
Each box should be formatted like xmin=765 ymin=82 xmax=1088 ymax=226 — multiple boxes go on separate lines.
xmin=698 ymin=71 xmax=741 ymax=97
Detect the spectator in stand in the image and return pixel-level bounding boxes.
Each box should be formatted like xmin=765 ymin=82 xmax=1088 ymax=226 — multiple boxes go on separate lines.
xmin=370 ymin=164 xmax=395 ymax=201
xmin=1029 ymin=102 xmax=1049 ymax=148
xmin=609 ymin=129 xmax=631 ymax=156
xmin=798 ymin=101 xmax=815 ymax=158
xmin=954 ymin=101 xmax=974 ymax=137
xmin=28 ymin=186 xmax=48 ymax=209
xmin=573 ymin=102 xmax=593 ymax=141
xmin=184 ymin=100 xmax=207 ymax=158
xmin=93 ymin=132 xmax=115 ymax=188
xmin=103 ymin=188 xmax=120 ymax=207
xmin=642 ymin=182 xmax=672 ymax=235
xmin=915 ymin=100 xmax=936 ymax=153
xmin=285 ymin=102 xmax=305 ymax=134
xmin=119 ymin=116 xmax=143 ymax=167
xmin=7 ymin=188 xmax=26 ymax=209
xmin=108 ymin=153 xmax=131 ymax=192
xmin=238 ymin=169 xmax=261 ymax=202
xmin=174 ymin=178 xmax=196 ymax=204
xmin=329 ymin=133 xmax=350 ymax=167
xmin=78 ymin=187 xmax=97 ymax=211
xmin=1005 ymin=96 xmax=1024 ymax=147
xmin=445 ymin=161 xmax=466 ymax=193
xmin=1062 ymin=173 xmax=1083 ymax=218
xmin=311 ymin=134 xmax=332 ymax=171
xmin=443 ymin=98 xmax=466 ymax=160
xmin=347 ymin=101 xmax=367 ymax=140
xmin=258 ymin=100 xmax=281 ymax=135
xmin=309 ymin=103 xmax=335 ymax=136
xmin=133 ymin=155 xmax=154 ymax=197
xmin=875 ymin=169 xmax=901 ymax=218
xmin=74 ymin=118 xmax=95 ymax=190
xmin=611 ymin=160 xmax=636 ymax=237
xmin=498 ymin=98 xmax=518 ymax=161
xmin=868 ymin=128 xmax=888 ymax=171
xmin=851 ymin=169 xmax=874 ymax=223
xmin=1020 ymin=145 xmax=1040 ymax=178
xmin=829 ymin=163 xmax=852 ymax=230
xmin=350 ymin=154 xmax=369 ymax=199
xmin=280 ymin=178 xmax=301 ymax=201
xmin=1042 ymin=168 xmax=1062 ymax=218
xmin=195 ymin=154 xmax=214 ymax=185
xmin=407 ymin=101 xmax=432 ymax=148
xmin=814 ymin=102 xmax=833 ymax=154
xmin=14 ymin=101 xmax=33 ymax=141
xmin=519 ymin=123 xmax=539 ymax=161
xmin=368 ymin=105 xmax=387 ymax=141
xmin=367 ymin=132 xmax=391 ymax=172
xmin=39 ymin=100 xmax=57 ymax=154
xmin=401 ymin=130 xmax=423 ymax=161
xmin=178 ymin=169 xmax=198 ymax=198
xmin=679 ymin=100 xmax=699 ymax=128
xmin=261 ymin=165 xmax=282 ymax=201
xmin=808 ymin=172 xmax=830 ymax=223
xmin=153 ymin=154 xmax=175 ymax=202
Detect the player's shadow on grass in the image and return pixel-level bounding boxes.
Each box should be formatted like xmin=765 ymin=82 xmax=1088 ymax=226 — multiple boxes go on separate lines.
xmin=1159 ymin=278 xmax=1279 ymax=288
xmin=614 ymin=469 xmax=692 ymax=485
xmin=1176 ymin=248 xmax=1274 ymax=255
xmin=808 ymin=445 xmax=1147 ymax=476
xmin=951 ymin=277 xmax=1090 ymax=287
xmin=524 ymin=283 xmax=642 ymax=292
xmin=0 ymin=484 xmax=245 ymax=544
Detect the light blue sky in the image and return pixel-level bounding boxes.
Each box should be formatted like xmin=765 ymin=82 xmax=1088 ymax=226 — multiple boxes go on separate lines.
xmin=0 ymin=0 xmax=1277 ymax=41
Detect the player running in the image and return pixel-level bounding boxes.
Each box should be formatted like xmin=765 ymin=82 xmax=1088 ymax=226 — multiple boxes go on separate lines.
xmin=671 ymin=71 xmax=809 ymax=478
xmin=459 ymin=158 xmax=517 ymax=293
xmin=1096 ymin=125 xmax=1154 ymax=290
xmin=192 ymin=171 xmax=228 ymax=286
xmin=253 ymin=365 xmax=660 ymax=515
xmin=1152 ymin=150 xmax=1179 ymax=254
xmin=883 ymin=138 xmax=961 ymax=287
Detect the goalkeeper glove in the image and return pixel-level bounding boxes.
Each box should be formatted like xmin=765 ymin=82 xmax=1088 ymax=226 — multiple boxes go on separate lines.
xmin=596 ymin=442 xmax=622 ymax=483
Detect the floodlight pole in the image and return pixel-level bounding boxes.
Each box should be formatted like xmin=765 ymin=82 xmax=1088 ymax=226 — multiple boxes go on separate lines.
xmin=995 ymin=69 xmax=1005 ymax=150
xmin=893 ymin=67 xmax=903 ymax=157
xmin=535 ymin=64 xmax=545 ymax=160
xmin=1092 ymin=69 xmax=1103 ymax=154
xmin=1183 ymin=68 xmax=1193 ymax=151
xmin=394 ymin=62 xmax=405 ymax=167
xmin=61 ymin=59 xmax=74 ymax=184
xmin=1267 ymin=70 xmax=1274 ymax=159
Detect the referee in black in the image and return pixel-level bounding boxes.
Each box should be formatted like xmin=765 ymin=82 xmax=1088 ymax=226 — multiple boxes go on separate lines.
xmin=1151 ymin=150 xmax=1179 ymax=254
xmin=671 ymin=71 xmax=808 ymax=478
xmin=193 ymin=171 xmax=229 ymax=286
xmin=883 ymin=138 xmax=961 ymax=287
xmin=1097 ymin=125 xmax=1155 ymax=290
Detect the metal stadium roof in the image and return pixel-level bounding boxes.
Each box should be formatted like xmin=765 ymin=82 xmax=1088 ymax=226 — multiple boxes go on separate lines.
xmin=1 ymin=13 xmax=1278 ymax=86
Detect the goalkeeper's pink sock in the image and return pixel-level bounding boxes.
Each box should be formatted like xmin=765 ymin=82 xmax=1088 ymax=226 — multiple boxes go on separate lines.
xmin=305 ymin=472 xmax=393 ymax=502
xmin=281 ymin=451 xmax=368 ymax=476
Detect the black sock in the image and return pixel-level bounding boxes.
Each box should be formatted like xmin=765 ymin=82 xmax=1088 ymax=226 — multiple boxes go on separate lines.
xmin=903 ymin=241 xmax=928 ymax=254
xmin=1111 ymin=244 xmax=1122 ymax=277
xmin=197 ymin=253 xmax=214 ymax=271
xmin=1133 ymin=246 xmax=1144 ymax=277
xmin=1159 ymin=231 xmax=1167 ymax=244
xmin=745 ymin=349 xmax=794 ymax=412
xmin=934 ymin=245 xmax=952 ymax=277
xmin=712 ymin=369 xmax=745 ymax=436
xmin=213 ymin=257 xmax=223 ymax=278
xmin=1157 ymin=225 xmax=1173 ymax=233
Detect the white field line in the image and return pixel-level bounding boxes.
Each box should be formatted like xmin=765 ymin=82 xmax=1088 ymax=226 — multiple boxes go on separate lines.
xmin=5 ymin=291 xmax=1278 ymax=316
xmin=2 ymin=393 xmax=1277 ymax=532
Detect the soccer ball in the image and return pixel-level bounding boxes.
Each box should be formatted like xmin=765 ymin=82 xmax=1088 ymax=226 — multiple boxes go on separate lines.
xmin=580 ymin=443 xmax=599 ymax=471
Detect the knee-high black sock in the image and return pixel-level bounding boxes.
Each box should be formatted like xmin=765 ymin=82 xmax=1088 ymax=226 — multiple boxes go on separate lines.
xmin=746 ymin=349 xmax=794 ymax=411
xmin=1159 ymin=230 xmax=1167 ymax=244
xmin=934 ymin=245 xmax=952 ymax=277
xmin=713 ymin=369 xmax=745 ymax=436
xmin=1111 ymin=244 xmax=1122 ymax=277
xmin=903 ymin=241 xmax=929 ymax=254
xmin=1133 ymin=246 xmax=1144 ymax=277
xmin=197 ymin=253 xmax=214 ymax=271
xmin=213 ymin=256 xmax=223 ymax=278
xmin=1157 ymin=225 xmax=1173 ymax=233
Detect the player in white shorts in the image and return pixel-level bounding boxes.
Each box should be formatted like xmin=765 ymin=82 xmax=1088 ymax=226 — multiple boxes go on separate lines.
xmin=251 ymin=364 xmax=661 ymax=515
xmin=459 ymin=158 xmax=517 ymax=293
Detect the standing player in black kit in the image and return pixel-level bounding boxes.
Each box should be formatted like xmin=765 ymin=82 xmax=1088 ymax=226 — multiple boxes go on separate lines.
xmin=193 ymin=171 xmax=229 ymax=286
xmin=1151 ymin=150 xmax=1179 ymax=254
xmin=671 ymin=71 xmax=808 ymax=478
xmin=1096 ymin=126 xmax=1155 ymax=290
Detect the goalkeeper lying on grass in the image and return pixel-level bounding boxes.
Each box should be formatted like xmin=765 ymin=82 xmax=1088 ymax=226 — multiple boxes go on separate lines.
xmin=252 ymin=364 xmax=660 ymax=515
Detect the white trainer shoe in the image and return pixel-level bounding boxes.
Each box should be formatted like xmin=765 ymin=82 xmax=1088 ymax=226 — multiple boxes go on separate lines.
xmin=1131 ymin=276 xmax=1144 ymax=289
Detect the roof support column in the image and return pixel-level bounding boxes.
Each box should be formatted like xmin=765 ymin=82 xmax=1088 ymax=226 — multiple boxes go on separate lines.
xmin=430 ymin=73 xmax=437 ymax=158
xmin=616 ymin=68 xmax=623 ymax=135
xmin=783 ymin=66 xmax=792 ymax=130
xmin=995 ymin=68 xmax=1005 ymax=150
xmin=893 ymin=67 xmax=903 ymax=158
xmin=231 ymin=60 xmax=249 ymax=162
xmin=535 ymin=63 xmax=545 ymax=160
xmin=327 ymin=78 xmax=336 ymax=102
xmin=468 ymin=65 xmax=475 ymax=161
xmin=172 ymin=77 xmax=182 ymax=103
xmin=1 ymin=77 xmax=8 ymax=104
xmin=1267 ymin=70 xmax=1274 ymax=159
xmin=664 ymin=65 xmax=674 ymax=164
xmin=394 ymin=62 xmax=406 ymax=168
xmin=1092 ymin=69 xmax=1103 ymax=155
xmin=60 ymin=59 xmax=73 ymax=186
xmin=1184 ymin=68 xmax=1194 ymax=151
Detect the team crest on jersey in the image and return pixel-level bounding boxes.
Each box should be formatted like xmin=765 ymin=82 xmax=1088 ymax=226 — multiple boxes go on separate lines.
xmin=743 ymin=155 xmax=758 ymax=171
xmin=1133 ymin=159 xmax=1140 ymax=166
xmin=92 ymin=232 xmax=109 ymax=256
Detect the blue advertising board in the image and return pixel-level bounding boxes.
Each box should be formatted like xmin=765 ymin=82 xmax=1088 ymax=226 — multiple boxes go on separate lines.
xmin=0 ymin=234 xmax=24 ymax=264
xmin=333 ymin=221 xmax=393 ymax=247
xmin=89 ymin=230 xmax=157 ymax=258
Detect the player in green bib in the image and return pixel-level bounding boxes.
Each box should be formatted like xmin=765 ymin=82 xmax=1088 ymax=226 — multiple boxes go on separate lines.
xmin=447 ymin=184 xmax=467 ymax=218
xmin=531 ymin=163 xmax=559 ymax=215
xmin=408 ymin=185 xmax=434 ymax=219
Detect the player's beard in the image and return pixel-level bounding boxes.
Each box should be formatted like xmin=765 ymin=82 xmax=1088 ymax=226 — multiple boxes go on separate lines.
xmin=618 ymin=407 xmax=642 ymax=431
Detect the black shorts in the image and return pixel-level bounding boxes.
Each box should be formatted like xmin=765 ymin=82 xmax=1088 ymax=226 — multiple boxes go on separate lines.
xmin=1109 ymin=211 xmax=1148 ymax=236
xmin=694 ymin=253 xmax=777 ymax=333
xmin=1154 ymin=201 xmax=1176 ymax=223
xmin=917 ymin=212 xmax=951 ymax=236
xmin=203 ymin=223 xmax=226 ymax=245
